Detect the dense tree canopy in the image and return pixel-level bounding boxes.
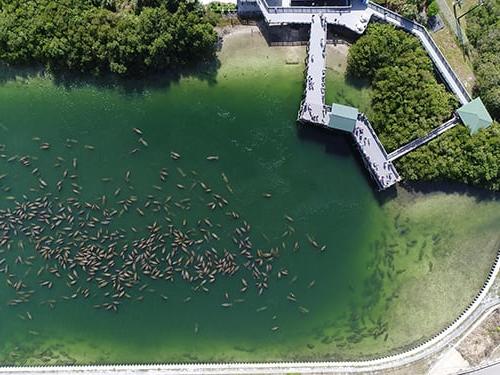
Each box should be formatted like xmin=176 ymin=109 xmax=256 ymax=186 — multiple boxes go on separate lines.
xmin=374 ymin=0 xmax=436 ymax=22
xmin=0 ymin=0 xmax=218 ymax=75
xmin=347 ymin=24 xmax=500 ymax=191
xmin=466 ymin=0 xmax=500 ymax=120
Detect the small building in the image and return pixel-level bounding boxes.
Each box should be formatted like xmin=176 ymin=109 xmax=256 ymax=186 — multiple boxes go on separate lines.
xmin=456 ymin=97 xmax=493 ymax=135
xmin=327 ymin=103 xmax=359 ymax=133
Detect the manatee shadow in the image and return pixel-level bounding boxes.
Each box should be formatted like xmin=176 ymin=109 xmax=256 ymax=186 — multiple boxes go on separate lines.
xmin=0 ymin=57 xmax=221 ymax=96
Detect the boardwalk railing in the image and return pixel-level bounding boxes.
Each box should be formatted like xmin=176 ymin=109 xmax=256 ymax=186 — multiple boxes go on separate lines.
xmin=387 ymin=116 xmax=459 ymax=161
xmin=368 ymin=1 xmax=471 ymax=104
xmin=256 ymin=0 xmax=352 ymax=15
xmin=361 ymin=114 xmax=390 ymax=159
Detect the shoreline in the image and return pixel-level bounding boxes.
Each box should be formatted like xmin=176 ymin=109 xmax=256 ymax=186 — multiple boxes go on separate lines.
xmin=0 ymin=25 xmax=499 ymax=370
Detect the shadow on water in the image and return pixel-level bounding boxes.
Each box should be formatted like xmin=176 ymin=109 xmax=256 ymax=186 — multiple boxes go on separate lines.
xmin=255 ymin=20 xmax=363 ymax=47
xmin=402 ymin=179 xmax=500 ymax=202
xmin=295 ymin=121 xmax=398 ymax=203
xmin=296 ymin=121 xmax=352 ymax=157
xmin=0 ymin=57 xmax=221 ymax=95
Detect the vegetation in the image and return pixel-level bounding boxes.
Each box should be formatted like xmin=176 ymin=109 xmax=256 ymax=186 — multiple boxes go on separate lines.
xmin=348 ymin=24 xmax=500 ymax=191
xmin=207 ymin=1 xmax=237 ymax=14
xmin=375 ymin=0 xmax=436 ymax=22
xmin=427 ymin=0 xmax=439 ymax=17
xmin=0 ymin=0 xmax=218 ymax=75
xmin=465 ymin=0 xmax=499 ymax=120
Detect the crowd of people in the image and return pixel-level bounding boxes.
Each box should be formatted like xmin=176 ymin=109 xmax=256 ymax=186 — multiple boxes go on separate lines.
xmin=354 ymin=114 xmax=399 ymax=189
xmin=299 ymin=14 xmax=328 ymax=124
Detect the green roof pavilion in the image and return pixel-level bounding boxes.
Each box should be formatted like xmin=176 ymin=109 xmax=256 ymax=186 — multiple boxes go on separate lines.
xmin=457 ymin=97 xmax=493 ymax=135
xmin=328 ymin=103 xmax=358 ymax=133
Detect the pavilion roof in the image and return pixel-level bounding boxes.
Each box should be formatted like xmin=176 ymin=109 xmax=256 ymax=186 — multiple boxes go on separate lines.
xmin=328 ymin=103 xmax=358 ymax=133
xmin=457 ymin=97 xmax=493 ymax=135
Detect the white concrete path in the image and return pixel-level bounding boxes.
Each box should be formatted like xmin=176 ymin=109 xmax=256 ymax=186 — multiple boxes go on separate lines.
xmin=429 ymin=348 xmax=470 ymax=375
xmin=367 ymin=2 xmax=470 ymax=104
xmin=354 ymin=118 xmax=401 ymax=189
xmin=256 ymin=0 xmax=370 ymax=32
xmin=253 ymin=0 xmax=470 ymax=104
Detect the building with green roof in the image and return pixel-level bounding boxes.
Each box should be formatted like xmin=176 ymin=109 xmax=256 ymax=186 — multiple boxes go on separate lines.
xmin=456 ymin=97 xmax=493 ymax=135
xmin=327 ymin=103 xmax=359 ymax=133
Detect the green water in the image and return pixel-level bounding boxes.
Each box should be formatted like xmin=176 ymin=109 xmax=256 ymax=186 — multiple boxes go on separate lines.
xmin=0 ymin=35 xmax=498 ymax=365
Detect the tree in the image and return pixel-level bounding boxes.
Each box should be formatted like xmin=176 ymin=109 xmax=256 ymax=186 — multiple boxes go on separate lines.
xmin=466 ymin=0 xmax=500 ymax=120
xmin=347 ymin=23 xmax=499 ymax=191
xmin=427 ymin=1 xmax=439 ymax=18
xmin=0 ymin=0 xmax=217 ymax=75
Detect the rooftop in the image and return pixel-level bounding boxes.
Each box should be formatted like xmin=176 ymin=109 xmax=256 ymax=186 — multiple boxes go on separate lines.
xmin=457 ymin=97 xmax=493 ymax=135
xmin=328 ymin=103 xmax=359 ymax=133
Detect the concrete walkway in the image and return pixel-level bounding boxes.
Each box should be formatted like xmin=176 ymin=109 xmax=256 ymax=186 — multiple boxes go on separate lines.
xmin=353 ymin=117 xmax=401 ymax=189
xmin=255 ymin=0 xmax=371 ymax=33
xmin=429 ymin=348 xmax=470 ymax=375
xmin=298 ymin=15 xmax=329 ymax=125
xmin=367 ymin=2 xmax=470 ymax=104
xmin=253 ymin=0 xmax=470 ymax=104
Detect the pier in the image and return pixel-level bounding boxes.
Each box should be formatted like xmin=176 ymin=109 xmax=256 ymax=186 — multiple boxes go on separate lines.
xmin=297 ymin=14 xmax=328 ymax=125
xmin=250 ymin=0 xmax=471 ymax=105
xmin=239 ymin=0 xmax=482 ymax=190
xmin=353 ymin=115 xmax=401 ymax=190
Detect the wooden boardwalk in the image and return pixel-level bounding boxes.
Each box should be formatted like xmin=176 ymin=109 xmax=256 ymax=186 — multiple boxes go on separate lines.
xmin=353 ymin=116 xmax=401 ymax=189
xmin=387 ymin=116 xmax=459 ymax=161
xmin=245 ymin=0 xmax=470 ymax=190
xmin=297 ymin=15 xmax=329 ymax=125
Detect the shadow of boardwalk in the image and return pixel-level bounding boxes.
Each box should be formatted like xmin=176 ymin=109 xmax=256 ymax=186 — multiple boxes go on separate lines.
xmin=256 ymin=20 xmax=363 ymax=47
xmin=296 ymin=121 xmax=353 ymax=157
xmin=296 ymin=122 xmax=398 ymax=203
xmin=0 ymin=57 xmax=221 ymax=96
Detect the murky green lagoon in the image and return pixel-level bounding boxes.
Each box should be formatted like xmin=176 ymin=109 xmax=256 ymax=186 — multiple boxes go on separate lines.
xmin=0 ymin=29 xmax=498 ymax=365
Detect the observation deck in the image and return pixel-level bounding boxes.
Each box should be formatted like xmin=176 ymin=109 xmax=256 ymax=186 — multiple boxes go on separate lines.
xmin=239 ymin=0 xmax=473 ymax=190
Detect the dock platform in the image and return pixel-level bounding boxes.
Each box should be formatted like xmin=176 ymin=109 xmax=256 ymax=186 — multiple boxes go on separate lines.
xmin=298 ymin=15 xmax=329 ymax=126
xmin=353 ymin=116 xmax=401 ymax=190
xmin=242 ymin=0 xmax=472 ymax=190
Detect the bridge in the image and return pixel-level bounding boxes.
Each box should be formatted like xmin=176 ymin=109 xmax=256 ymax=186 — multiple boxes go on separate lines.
xmin=387 ymin=116 xmax=460 ymax=162
xmin=239 ymin=0 xmax=472 ymax=190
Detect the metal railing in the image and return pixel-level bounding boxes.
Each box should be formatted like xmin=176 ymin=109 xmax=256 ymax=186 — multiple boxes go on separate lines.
xmin=266 ymin=6 xmax=351 ymax=13
xmin=387 ymin=116 xmax=459 ymax=161
xmin=256 ymin=0 xmax=352 ymax=14
xmin=360 ymin=116 xmax=390 ymax=160
xmin=368 ymin=1 xmax=471 ymax=103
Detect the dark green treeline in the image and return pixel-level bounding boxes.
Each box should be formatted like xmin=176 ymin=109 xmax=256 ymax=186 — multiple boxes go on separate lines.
xmin=0 ymin=0 xmax=218 ymax=75
xmin=347 ymin=24 xmax=500 ymax=191
xmin=466 ymin=0 xmax=500 ymax=121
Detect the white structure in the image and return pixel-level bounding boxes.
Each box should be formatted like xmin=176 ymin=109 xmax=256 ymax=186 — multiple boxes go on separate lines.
xmin=239 ymin=0 xmax=471 ymax=190
xmin=238 ymin=0 xmax=470 ymax=104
